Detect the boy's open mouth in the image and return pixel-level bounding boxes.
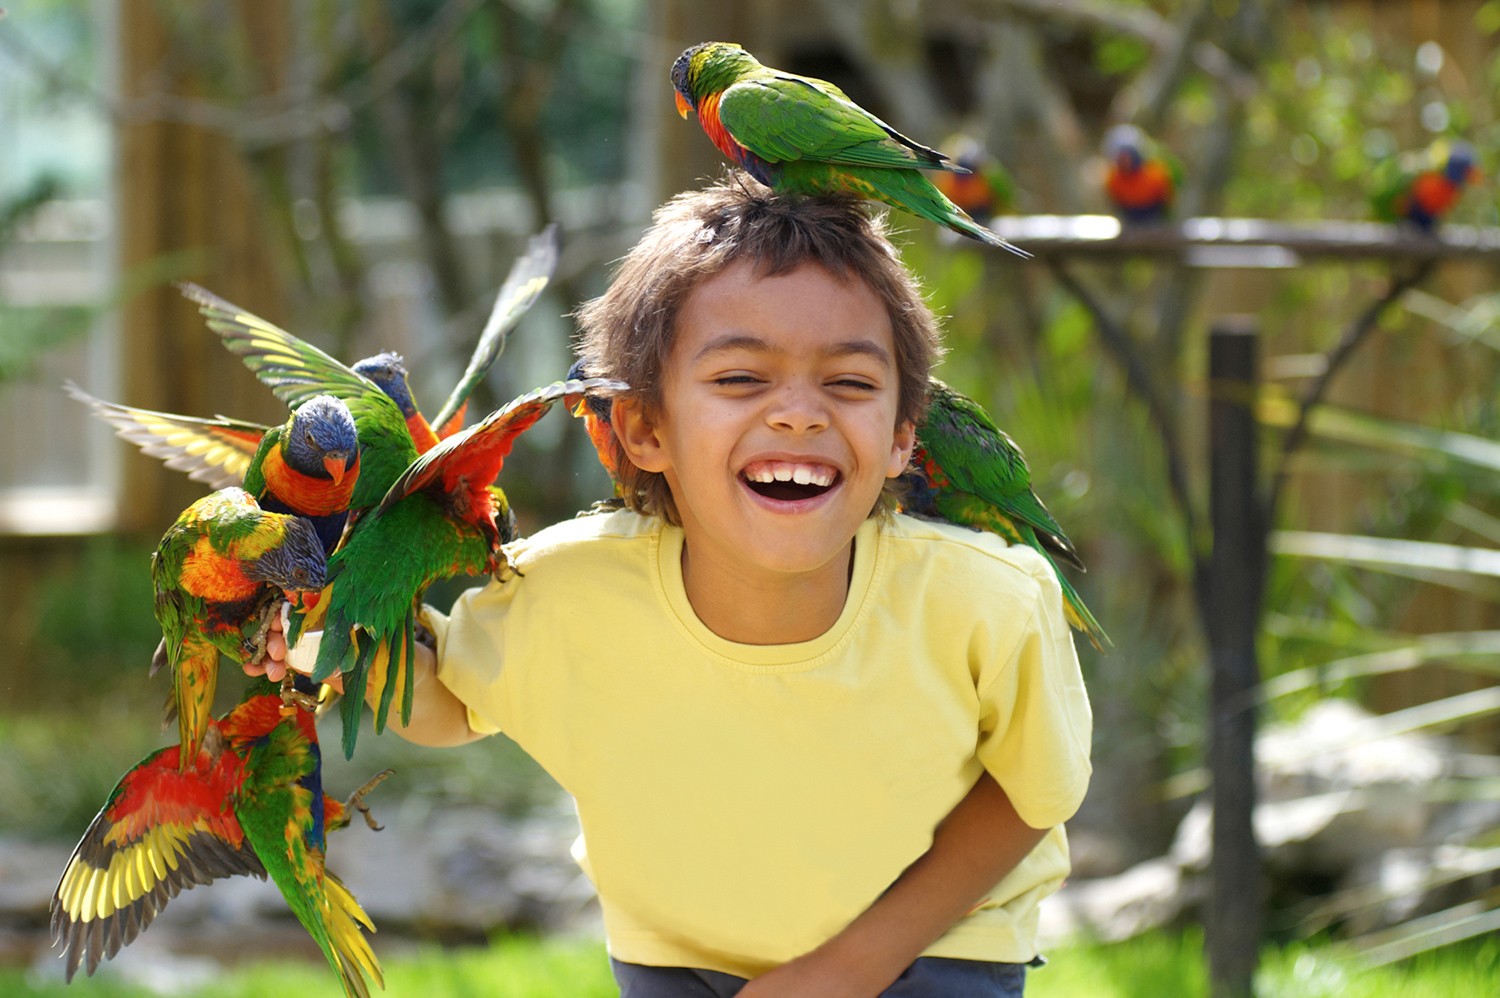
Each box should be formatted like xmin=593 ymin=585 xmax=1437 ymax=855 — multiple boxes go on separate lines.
xmin=741 ymin=461 xmax=840 ymax=502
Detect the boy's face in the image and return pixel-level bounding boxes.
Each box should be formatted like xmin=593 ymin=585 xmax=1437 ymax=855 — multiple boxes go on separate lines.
xmin=616 ymin=259 xmax=915 ymax=587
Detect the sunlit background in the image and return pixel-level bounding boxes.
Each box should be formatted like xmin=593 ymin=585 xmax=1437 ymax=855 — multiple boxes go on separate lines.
xmin=2 ymin=2 xmax=1499 ymax=995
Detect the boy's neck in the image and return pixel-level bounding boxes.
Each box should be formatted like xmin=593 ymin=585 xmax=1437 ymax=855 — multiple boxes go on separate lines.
xmin=679 ymin=540 xmax=855 ymax=645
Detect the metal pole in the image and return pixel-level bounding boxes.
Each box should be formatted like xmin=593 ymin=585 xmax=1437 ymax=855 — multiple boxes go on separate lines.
xmin=1206 ymin=317 xmax=1265 ymax=998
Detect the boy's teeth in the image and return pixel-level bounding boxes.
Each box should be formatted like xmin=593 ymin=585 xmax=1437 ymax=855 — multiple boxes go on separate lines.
xmin=745 ymin=462 xmax=835 ymax=487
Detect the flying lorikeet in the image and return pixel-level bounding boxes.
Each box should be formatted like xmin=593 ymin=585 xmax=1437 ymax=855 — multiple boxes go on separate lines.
xmin=295 ymin=376 xmax=626 ymax=759
xmin=1372 ymin=140 xmax=1480 ymax=231
xmin=670 ymin=41 xmax=1028 ymax=256
xmin=51 ymin=676 xmax=388 ymax=998
xmin=350 ymin=224 xmax=559 ymax=451
xmin=1102 ymin=124 xmax=1179 ymax=224
xmin=152 ymin=487 xmax=328 ymax=768
xmin=69 ymin=383 xmax=359 ymax=556
xmin=901 ymin=380 xmax=1110 ymax=651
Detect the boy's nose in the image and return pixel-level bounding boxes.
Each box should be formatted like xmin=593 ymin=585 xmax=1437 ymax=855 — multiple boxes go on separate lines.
xmin=766 ymin=383 xmax=829 ymax=432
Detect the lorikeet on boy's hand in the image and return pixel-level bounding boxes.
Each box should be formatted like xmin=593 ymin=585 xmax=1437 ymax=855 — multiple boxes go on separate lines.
xmin=297 ymin=376 xmax=626 ymax=759
xmin=1372 ymin=141 xmax=1480 ymax=231
xmin=152 ymin=488 xmax=327 ymax=768
xmin=1102 ymin=124 xmax=1179 ymax=224
xmin=670 ymin=41 xmax=1028 ymax=256
xmin=51 ymin=676 xmax=388 ymax=998
xmin=178 ymin=282 xmax=418 ymax=515
xmin=901 ymin=380 xmax=1111 ymax=651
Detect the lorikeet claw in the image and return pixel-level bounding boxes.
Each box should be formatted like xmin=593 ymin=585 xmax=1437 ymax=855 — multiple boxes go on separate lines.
xmin=345 ymin=769 xmax=395 ymax=832
xmin=279 ymin=673 xmax=321 ymax=714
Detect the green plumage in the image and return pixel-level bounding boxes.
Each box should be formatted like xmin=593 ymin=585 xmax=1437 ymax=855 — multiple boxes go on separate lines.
xmin=906 ymin=381 xmax=1110 ymax=650
xmin=671 ymin=41 xmax=1028 ymax=256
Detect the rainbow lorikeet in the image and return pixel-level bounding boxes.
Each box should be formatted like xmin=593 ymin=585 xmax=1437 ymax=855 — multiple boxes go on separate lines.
xmin=565 ymin=357 xmax=625 ymax=500
xmin=51 ymin=676 xmax=388 ymax=998
xmin=68 ymin=383 xmax=359 ymax=556
xmin=151 ymin=487 xmax=327 ymax=768
xmin=670 ymin=41 xmax=1028 ymax=256
xmin=179 ymin=283 xmax=419 ymax=516
xmin=295 ymin=376 xmax=626 ymax=759
xmin=932 ymin=134 xmax=1016 ymax=226
xmin=901 ymin=380 xmax=1110 ymax=651
xmin=1372 ymin=141 xmax=1480 ymax=231
xmin=351 ymin=224 xmax=559 ymax=451
xmin=1102 ymin=124 xmax=1179 ymax=224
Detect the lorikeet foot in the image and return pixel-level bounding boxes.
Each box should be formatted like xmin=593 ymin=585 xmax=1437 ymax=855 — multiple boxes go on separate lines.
xmin=279 ymin=673 xmax=321 ymax=714
xmin=345 ymin=769 xmax=394 ymax=832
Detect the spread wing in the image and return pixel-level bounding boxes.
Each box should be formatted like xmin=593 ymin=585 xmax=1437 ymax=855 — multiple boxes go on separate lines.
xmin=430 ymin=224 xmax=560 ymax=434
xmin=51 ymin=741 xmax=263 ymax=981
xmin=66 ymin=381 xmax=264 ymax=489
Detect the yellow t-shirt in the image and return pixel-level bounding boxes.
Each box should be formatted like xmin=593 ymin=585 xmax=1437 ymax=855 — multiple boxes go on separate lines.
xmin=426 ymin=510 xmax=1092 ymax=978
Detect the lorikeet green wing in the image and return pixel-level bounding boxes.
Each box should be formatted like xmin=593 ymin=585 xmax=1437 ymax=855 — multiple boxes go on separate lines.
xmin=66 ymin=380 xmax=265 ymax=490
xmin=178 ymin=282 xmax=417 ymax=512
xmin=151 ymin=488 xmax=327 ymax=768
xmin=51 ymin=678 xmax=387 ymax=997
xmin=904 ymin=380 xmax=1110 ymax=650
xmin=299 ymin=376 xmax=626 ymax=758
xmin=671 ymin=41 xmax=1027 ymax=256
xmin=430 ymin=223 xmax=560 ymax=435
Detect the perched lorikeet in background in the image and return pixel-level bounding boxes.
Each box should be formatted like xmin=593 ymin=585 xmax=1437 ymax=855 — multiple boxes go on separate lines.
xmin=670 ymin=41 xmax=1028 ymax=256
xmin=901 ymin=380 xmax=1110 ymax=651
xmin=51 ymin=676 xmax=388 ymax=998
xmin=932 ymin=134 xmax=1016 ymax=226
xmin=1102 ymin=124 xmax=1179 ymax=224
xmin=295 ymin=376 xmax=626 ymax=758
xmin=151 ymin=487 xmax=327 ymax=768
xmin=1372 ymin=140 xmax=1480 ymax=231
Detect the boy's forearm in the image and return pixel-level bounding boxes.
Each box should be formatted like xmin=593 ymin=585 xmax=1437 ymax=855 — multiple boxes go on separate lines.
xmin=365 ymin=642 xmax=486 ymax=747
xmin=749 ymin=772 xmax=1046 ymax=996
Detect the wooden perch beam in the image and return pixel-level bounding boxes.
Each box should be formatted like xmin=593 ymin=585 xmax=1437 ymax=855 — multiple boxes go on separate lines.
xmin=988 ymin=215 xmax=1500 ymax=263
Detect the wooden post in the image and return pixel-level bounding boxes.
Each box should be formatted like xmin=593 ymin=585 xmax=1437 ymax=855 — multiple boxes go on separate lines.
xmin=1206 ymin=317 xmax=1265 ymax=997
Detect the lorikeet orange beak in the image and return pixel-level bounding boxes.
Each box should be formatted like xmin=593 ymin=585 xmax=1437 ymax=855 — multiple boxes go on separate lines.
xmin=675 ymin=91 xmax=693 ymax=119
xmin=323 ymin=454 xmax=348 ymax=483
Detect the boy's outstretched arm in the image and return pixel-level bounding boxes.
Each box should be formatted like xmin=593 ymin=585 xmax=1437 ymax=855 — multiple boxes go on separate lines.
xmin=739 ymin=772 xmax=1046 ymax=998
xmin=247 ymin=609 xmax=484 ymax=747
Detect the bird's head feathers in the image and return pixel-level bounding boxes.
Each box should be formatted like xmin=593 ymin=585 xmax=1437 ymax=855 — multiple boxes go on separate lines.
xmin=243 ymin=515 xmax=327 ymax=593
xmin=1103 ymin=124 xmax=1146 ymax=171
xmin=352 ymin=351 xmax=419 ymax=417
xmin=672 ymin=41 xmax=758 ymax=113
xmin=284 ymin=395 xmax=357 ymax=483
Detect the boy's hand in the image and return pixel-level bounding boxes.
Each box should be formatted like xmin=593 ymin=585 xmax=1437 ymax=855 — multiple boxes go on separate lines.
xmin=243 ymin=603 xmax=343 ymax=693
xmin=737 ymin=951 xmax=886 ymax=998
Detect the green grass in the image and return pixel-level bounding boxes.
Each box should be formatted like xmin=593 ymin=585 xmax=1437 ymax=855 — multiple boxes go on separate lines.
xmin=8 ymin=929 xmax=1497 ymax=997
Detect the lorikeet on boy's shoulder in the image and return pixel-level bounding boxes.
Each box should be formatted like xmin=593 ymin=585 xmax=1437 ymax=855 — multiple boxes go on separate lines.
xmin=296 ymin=376 xmax=626 ymax=759
xmin=670 ymin=41 xmax=1027 ymax=256
xmin=51 ymin=676 xmax=388 ymax=998
xmin=151 ymin=488 xmax=327 ymax=768
xmin=1102 ymin=124 xmax=1179 ymax=224
xmin=901 ymin=380 xmax=1110 ymax=650
xmin=566 ymin=358 xmax=625 ymax=500
xmin=1372 ymin=141 xmax=1480 ymax=231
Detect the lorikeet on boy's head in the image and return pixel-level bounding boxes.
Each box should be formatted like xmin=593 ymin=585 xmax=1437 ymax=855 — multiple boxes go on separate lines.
xmin=296 ymin=376 xmax=626 ymax=759
xmin=670 ymin=41 xmax=1028 ymax=256
xmin=51 ymin=676 xmax=388 ymax=997
xmin=151 ymin=488 xmax=327 ymax=769
xmin=1373 ymin=140 xmax=1480 ymax=231
xmin=900 ymin=380 xmax=1110 ymax=651
xmin=1102 ymin=124 xmax=1178 ymax=224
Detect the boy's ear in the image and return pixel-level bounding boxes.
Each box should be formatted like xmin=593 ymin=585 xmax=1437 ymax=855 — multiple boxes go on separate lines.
xmin=613 ymin=396 xmax=672 ymax=473
xmin=886 ymin=419 xmax=917 ymax=478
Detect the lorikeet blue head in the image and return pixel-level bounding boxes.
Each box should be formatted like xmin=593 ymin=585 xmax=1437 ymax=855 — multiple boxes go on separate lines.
xmin=243 ymin=515 xmax=326 ymax=593
xmin=352 ymin=351 xmax=421 ymax=418
xmin=1444 ymin=142 xmax=1478 ymax=186
xmin=1104 ymin=124 xmax=1145 ymax=173
xmin=285 ymin=395 xmax=357 ymax=484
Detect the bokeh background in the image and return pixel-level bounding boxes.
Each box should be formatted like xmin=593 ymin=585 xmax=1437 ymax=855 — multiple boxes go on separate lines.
xmin=3 ymin=1 xmax=1499 ymax=995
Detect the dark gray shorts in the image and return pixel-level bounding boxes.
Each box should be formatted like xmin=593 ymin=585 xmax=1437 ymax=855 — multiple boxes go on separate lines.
xmin=610 ymin=955 xmax=1032 ymax=997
